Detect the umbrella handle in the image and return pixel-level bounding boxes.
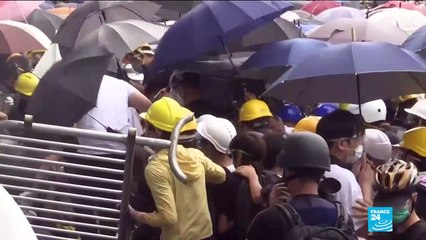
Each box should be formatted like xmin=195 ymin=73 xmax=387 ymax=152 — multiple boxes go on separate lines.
xmin=168 ymin=114 xmax=194 ymax=184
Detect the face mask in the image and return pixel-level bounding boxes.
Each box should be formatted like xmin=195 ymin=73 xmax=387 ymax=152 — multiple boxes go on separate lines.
xmin=393 ymin=207 xmax=411 ymax=225
xmin=346 ymin=145 xmax=363 ymax=164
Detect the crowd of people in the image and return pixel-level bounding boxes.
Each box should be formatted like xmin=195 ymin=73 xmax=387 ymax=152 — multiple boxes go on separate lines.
xmin=1 ymin=5 xmax=426 ymax=240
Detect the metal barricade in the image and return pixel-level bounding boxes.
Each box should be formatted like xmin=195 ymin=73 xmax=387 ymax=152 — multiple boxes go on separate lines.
xmin=0 ymin=115 xmax=192 ymax=240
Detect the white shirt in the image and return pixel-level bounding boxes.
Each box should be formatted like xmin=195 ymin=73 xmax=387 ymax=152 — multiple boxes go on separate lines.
xmin=76 ymin=75 xmax=138 ymax=155
xmin=324 ymin=164 xmax=364 ymax=230
xmin=0 ymin=186 xmax=37 ymax=240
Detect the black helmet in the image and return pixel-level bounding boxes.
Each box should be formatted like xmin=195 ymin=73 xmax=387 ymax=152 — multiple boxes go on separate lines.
xmin=277 ymin=132 xmax=330 ymax=171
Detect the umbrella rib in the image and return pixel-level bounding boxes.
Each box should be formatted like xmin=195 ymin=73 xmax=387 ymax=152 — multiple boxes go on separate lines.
xmin=117 ymin=5 xmax=148 ymax=21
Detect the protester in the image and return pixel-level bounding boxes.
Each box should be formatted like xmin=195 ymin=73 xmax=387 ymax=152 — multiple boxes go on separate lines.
xmin=405 ymin=98 xmax=426 ymax=127
xmin=169 ymin=71 xmax=224 ymax=118
xmin=275 ymin=103 xmax=304 ymax=132
xmin=371 ymin=160 xmax=426 ymax=240
xmin=8 ymin=72 xmax=40 ymax=121
xmin=363 ymin=128 xmax=392 ymax=167
xmin=316 ymin=109 xmax=375 ymax=232
xmin=130 ymin=97 xmax=226 ymax=240
xmin=393 ymin=127 xmax=426 ymax=172
xmin=246 ymin=132 xmax=357 ymax=240
xmin=238 ymin=99 xmax=273 ymax=133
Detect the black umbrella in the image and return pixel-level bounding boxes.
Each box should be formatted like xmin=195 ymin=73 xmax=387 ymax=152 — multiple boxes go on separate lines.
xmin=27 ymin=9 xmax=64 ymax=40
xmin=53 ymin=1 xmax=161 ymax=57
xmin=26 ymin=45 xmax=113 ymax=127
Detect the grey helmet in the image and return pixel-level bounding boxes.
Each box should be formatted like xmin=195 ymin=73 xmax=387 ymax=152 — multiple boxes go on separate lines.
xmin=278 ymin=132 xmax=330 ymax=171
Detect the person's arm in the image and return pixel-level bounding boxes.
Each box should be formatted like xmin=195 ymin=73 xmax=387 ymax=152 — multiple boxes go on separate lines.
xmin=138 ymin=163 xmax=178 ymax=227
xmin=125 ymin=81 xmax=151 ymax=113
xmin=236 ymin=165 xmax=263 ymax=204
xmin=200 ymin=153 xmax=226 ymax=184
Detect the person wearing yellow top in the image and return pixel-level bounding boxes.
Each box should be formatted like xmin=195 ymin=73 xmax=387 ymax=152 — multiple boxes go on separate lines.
xmin=129 ymin=97 xmax=226 ymax=240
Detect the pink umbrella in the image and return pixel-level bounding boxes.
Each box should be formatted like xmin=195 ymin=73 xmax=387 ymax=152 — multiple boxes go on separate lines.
xmin=372 ymin=1 xmax=426 ymax=16
xmin=0 ymin=1 xmax=43 ymax=21
xmin=301 ymin=1 xmax=342 ymax=16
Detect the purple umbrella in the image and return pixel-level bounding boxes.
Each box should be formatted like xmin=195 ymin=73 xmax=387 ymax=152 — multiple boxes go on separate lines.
xmin=151 ymin=1 xmax=294 ymax=73
xmin=401 ymin=25 xmax=426 ymax=56
xmin=265 ymin=42 xmax=426 ymax=104
xmin=240 ymin=38 xmax=330 ymax=83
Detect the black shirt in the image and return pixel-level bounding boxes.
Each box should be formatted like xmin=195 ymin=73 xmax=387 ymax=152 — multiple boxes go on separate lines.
xmin=393 ymin=220 xmax=426 ymax=240
xmin=186 ymin=99 xmax=226 ymax=118
xmin=246 ymin=195 xmax=355 ymax=240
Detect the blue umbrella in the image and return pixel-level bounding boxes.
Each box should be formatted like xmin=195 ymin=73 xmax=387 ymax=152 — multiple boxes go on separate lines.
xmin=264 ymin=42 xmax=426 ymax=105
xmin=240 ymin=38 xmax=330 ymax=83
xmin=151 ymin=1 xmax=294 ymax=73
xmin=401 ymin=25 xmax=426 ymax=56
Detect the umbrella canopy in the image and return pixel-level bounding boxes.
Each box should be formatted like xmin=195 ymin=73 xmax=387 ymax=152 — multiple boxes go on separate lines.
xmin=314 ymin=6 xmax=365 ymax=23
xmin=264 ymin=42 xmax=426 ymax=104
xmin=401 ymin=25 xmax=426 ymax=56
xmin=0 ymin=20 xmax=51 ymax=54
xmin=368 ymin=8 xmax=426 ymax=35
xmin=281 ymin=9 xmax=323 ymax=25
xmin=0 ymin=1 xmax=42 ymax=21
xmin=33 ymin=43 xmax=62 ymax=78
xmin=228 ymin=18 xmax=304 ymax=52
xmin=307 ymin=18 xmax=409 ymax=45
xmin=240 ymin=38 xmax=330 ymax=83
xmin=27 ymin=9 xmax=63 ymax=40
xmin=152 ymin=1 xmax=294 ymax=73
xmin=301 ymin=1 xmax=342 ymax=16
xmin=153 ymin=0 xmax=200 ymax=20
xmin=53 ymin=1 xmax=161 ymax=56
xmin=372 ymin=1 xmax=426 ymax=15
xmin=74 ymin=19 xmax=167 ymax=73
xmin=26 ymin=45 xmax=113 ymax=126
xmin=47 ymin=7 xmax=75 ymax=20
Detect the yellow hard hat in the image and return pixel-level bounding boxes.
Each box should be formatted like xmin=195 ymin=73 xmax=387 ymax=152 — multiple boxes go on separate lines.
xmin=239 ymin=99 xmax=273 ymax=122
xmin=294 ymin=116 xmax=321 ymax=133
xmin=400 ymin=127 xmax=426 ymax=158
xmin=15 ymin=72 xmax=40 ymax=96
xmin=140 ymin=97 xmax=197 ymax=133
xmin=398 ymin=94 xmax=425 ymax=103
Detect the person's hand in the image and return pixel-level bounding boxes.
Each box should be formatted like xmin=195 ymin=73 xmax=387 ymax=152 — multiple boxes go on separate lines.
xmin=352 ymin=199 xmax=373 ymax=222
xmin=268 ymin=183 xmax=290 ymax=207
xmin=0 ymin=112 xmax=8 ymax=121
xmin=357 ymin=160 xmax=375 ymax=187
xmin=129 ymin=205 xmax=148 ymax=224
xmin=236 ymin=165 xmax=258 ymax=180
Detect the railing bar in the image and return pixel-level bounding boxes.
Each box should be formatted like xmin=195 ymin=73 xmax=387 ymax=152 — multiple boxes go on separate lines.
xmin=21 ymin=206 xmax=120 ymax=223
xmin=32 ymin=225 xmax=118 ymax=239
xmin=0 ymin=175 xmax=122 ymax=194
xmin=3 ymin=185 xmax=121 ymax=204
xmin=0 ymin=144 xmax=125 ymax=164
xmin=0 ymin=134 xmax=126 ymax=155
xmin=26 ymin=216 xmax=119 ymax=231
xmin=0 ymin=164 xmax=123 ymax=184
xmin=13 ymin=195 xmax=121 ymax=213
xmin=0 ymin=153 xmax=124 ymax=174
xmin=35 ymin=234 xmax=77 ymax=240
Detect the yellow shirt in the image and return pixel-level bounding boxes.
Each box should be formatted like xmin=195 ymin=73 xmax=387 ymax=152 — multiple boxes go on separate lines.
xmin=144 ymin=146 xmax=226 ymax=240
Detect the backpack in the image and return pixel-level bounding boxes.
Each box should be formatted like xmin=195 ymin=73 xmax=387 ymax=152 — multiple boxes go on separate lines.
xmin=275 ymin=202 xmax=355 ymax=240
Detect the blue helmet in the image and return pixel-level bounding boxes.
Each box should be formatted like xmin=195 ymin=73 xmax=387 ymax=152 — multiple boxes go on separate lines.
xmin=312 ymin=103 xmax=338 ymax=117
xmin=277 ymin=103 xmax=303 ymax=123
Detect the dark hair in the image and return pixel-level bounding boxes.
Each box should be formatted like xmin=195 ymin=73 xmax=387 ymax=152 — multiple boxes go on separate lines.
xmin=316 ymin=109 xmax=364 ymax=148
xmin=287 ymin=167 xmax=325 ymax=183
xmin=170 ymin=72 xmax=200 ymax=90
xmin=263 ymin=133 xmax=285 ymax=170
xmin=229 ymin=132 xmax=266 ymax=165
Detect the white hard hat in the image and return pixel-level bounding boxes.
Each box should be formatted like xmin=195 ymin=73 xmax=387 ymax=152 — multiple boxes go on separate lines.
xmin=196 ymin=115 xmax=237 ymax=154
xmin=343 ymin=100 xmax=387 ymax=123
xmin=405 ymin=98 xmax=426 ymax=121
xmin=364 ymin=128 xmax=392 ymax=162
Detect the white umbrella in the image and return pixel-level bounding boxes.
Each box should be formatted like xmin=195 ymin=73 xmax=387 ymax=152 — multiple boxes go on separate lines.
xmin=0 ymin=186 xmax=37 ymax=240
xmin=314 ymin=6 xmax=366 ymax=23
xmin=0 ymin=20 xmax=51 ymax=54
xmin=368 ymin=8 xmax=426 ymax=35
xmin=33 ymin=43 xmax=62 ymax=78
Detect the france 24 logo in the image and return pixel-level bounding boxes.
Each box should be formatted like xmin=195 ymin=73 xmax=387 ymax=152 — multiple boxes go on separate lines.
xmin=368 ymin=207 xmax=393 ymax=232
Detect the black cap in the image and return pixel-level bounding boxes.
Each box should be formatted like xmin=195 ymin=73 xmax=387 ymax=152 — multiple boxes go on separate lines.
xmin=277 ymin=132 xmax=330 ymax=171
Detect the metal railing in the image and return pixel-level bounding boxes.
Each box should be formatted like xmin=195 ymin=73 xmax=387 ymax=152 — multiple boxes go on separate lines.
xmin=0 ymin=114 xmax=193 ymax=240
